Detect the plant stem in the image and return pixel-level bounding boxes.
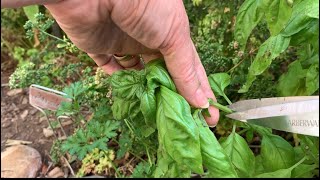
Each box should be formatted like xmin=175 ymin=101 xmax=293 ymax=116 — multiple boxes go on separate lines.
xmin=208 ymin=99 xmax=233 ymax=113
xmin=38 ymin=29 xmax=66 ymax=43
xmin=227 ymin=58 xmax=245 ymax=73
xmin=111 ymin=138 xmax=147 ymax=163
xmin=223 ymin=94 xmax=232 ymax=105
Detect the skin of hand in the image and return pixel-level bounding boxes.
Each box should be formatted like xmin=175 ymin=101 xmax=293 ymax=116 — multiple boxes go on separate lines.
xmin=1 ymin=0 xmax=220 ymax=126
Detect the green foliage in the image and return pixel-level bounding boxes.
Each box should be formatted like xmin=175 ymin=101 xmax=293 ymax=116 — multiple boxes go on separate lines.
xmin=22 ymin=5 xmax=39 ymax=23
xmin=3 ymin=1 xmax=319 ymax=178
xmin=61 ymin=120 xmax=120 ymax=160
xmin=220 ymin=125 xmax=255 ymax=177
xmin=208 ymin=73 xmax=232 ymax=104
xmin=131 ymin=162 xmax=154 ymax=178
xmin=235 ymin=0 xmax=319 ymax=94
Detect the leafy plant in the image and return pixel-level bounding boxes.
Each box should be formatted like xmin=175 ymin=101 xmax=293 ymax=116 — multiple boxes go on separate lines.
xmin=61 ymin=120 xmax=120 ymax=160
xmin=235 ymin=0 xmax=319 ymax=94
xmin=76 ymin=148 xmax=116 ymax=177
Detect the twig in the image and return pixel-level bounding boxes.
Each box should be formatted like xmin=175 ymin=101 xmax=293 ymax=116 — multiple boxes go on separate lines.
xmin=62 ymin=156 xmax=75 ymax=177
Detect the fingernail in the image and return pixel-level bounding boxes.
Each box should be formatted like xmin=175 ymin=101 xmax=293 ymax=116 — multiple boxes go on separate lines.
xmin=209 ymin=124 xmax=217 ymax=128
xmin=195 ymin=88 xmax=209 ymax=108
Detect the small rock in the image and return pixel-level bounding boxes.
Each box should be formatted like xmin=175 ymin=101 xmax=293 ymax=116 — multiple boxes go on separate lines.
xmin=20 ymin=110 xmax=29 ymax=121
xmin=39 ymin=117 xmax=47 ymax=123
xmin=30 ymin=108 xmax=38 ymax=115
xmin=1 ymin=121 xmax=11 ymax=128
xmin=1 ymin=145 xmax=42 ymax=178
xmin=2 ymin=119 xmax=11 ymax=128
xmin=7 ymin=89 xmax=23 ymax=96
xmin=47 ymin=167 xmax=64 ymax=178
xmin=43 ymin=128 xmax=54 ymax=138
xmin=21 ymin=97 xmax=28 ymax=104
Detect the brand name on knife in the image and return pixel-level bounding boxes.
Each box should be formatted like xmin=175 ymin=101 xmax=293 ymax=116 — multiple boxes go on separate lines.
xmin=289 ymin=119 xmax=319 ymax=127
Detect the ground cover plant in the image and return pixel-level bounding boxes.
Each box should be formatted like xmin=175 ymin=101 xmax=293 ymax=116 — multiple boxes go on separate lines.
xmin=2 ymin=0 xmax=319 ymax=178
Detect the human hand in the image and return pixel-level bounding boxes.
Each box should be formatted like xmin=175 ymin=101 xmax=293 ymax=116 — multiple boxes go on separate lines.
xmin=4 ymin=0 xmax=220 ymax=126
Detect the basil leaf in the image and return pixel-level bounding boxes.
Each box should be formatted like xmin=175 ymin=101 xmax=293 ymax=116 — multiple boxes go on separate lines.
xmin=239 ymin=34 xmax=290 ymax=93
xmin=193 ymin=110 xmax=238 ymax=178
xmin=140 ymin=59 xmax=177 ymax=133
xmin=255 ymin=157 xmax=307 ymax=178
xmin=277 ymin=60 xmax=308 ymax=96
xmin=265 ymin=0 xmax=292 ymax=36
xmin=281 ymin=0 xmax=319 ymax=37
xmin=306 ymin=63 xmax=319 ymax=95
xmin=23 ymin=5 xmax=39 ymax=23
xmin=299 ymin=135 xmax=319 ymax=166
xmin=254 ymin=155 xmax=264 ymax=175
xmin=154 ymin=150 xmax=190 ymax=178
xmin=111 ymin=70 xmax=146 ymax=100
xmin=292 ymin=164 xmax=318 ymax=178
xmin=290 ymin=19 xmax=319 ymax=46
xmin=260 ymin=133 xmax=295 ymax=172
xmin=208 ymin=73 xmax=232 ymax=104
xmin=220 ymin=131 xmax=255 ymax=177
xmin=146 ymin=59 xmax=176 ymax=92
xmin=156 ymin=86 xmax=203 ymax=175
xmin=111 ymin=97 xmax=140 ymax=120
xmin=234 ymin=0 xmax=270 ymax=50
xmin=140 ymin=90 xmax=157 ymax=131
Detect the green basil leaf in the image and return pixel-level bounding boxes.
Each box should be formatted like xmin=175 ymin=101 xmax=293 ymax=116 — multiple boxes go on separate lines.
xmin=140 ymin=90 xmax=157 ymax=131
xmin=260 ymin=133 xmax=295 ymax=172
xmin=193 ymin=110 xmax=238 ymax=178
xmin=290 ymin=19 xmax=319 ymax=46
xmin=111 ymin=70 xmax=146 ymax=100
xmin=23 ymin=5 xmax=39 ymax=23
xmin=234 ymin=0 xmax=270 ymax=50
xmin=156 ymin=86 xmax=203 ymax=175
xmin=154 ymin=150 xmax=190 ymax=178
xmin=292 ymin=164 xmax=318 ymax=178
xmin=298 ymin=135 xmax=319 ymax=166
xmin=254 ymin=155 xmax=264 ymax=175
xmin=265 ymin=0 xmax=292 ymax=36
xmin=277 ymin=60 xmax=308 ymax=96
xmin=306 ymin=63 xmax=319 ymax=95
xmin=281 ymin=0 xmax=318 ymax=37
xmin=111 ymin=97 xmax=140 ymax=120
xmin=239 ymin=34 xmax=290 ymax=93
xmin=221 ymin=131 xmax=255 ymax=177
xmin=146 ymin=59 xmax=176 ymax=92
xmin=208 ymin=73 xmax=232 ymax=104
xmin=255 ymin=157 xmax=307 ymax=178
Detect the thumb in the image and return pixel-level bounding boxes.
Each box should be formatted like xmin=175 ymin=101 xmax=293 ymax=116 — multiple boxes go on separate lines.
xmin=161 ymin=37 xmax=209 ymax=109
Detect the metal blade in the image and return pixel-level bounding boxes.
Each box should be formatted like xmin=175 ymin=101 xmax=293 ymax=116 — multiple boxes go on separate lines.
xmin=242 ymin=111 xmax=319 ymax=137
xmin=227 ymin=99 xmax=319 ymax=120
xmin=228 ymin=96 xmax=319 ymax=112
xmin=226 ymin=99 xmax=319 ymax=136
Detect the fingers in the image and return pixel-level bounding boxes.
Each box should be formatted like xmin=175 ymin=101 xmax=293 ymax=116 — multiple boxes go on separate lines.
xmin=113 ymin=54 xmax=144 ymax=70
xmin=162 ymin=37 xmax=209 ymax=109
xmin=88 ymin=53 xmax=145 ymax=75
xmin=192 ymin=44 xmax=220 ymax=127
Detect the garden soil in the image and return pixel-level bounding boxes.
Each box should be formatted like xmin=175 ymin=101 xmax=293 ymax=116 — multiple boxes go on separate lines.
xmin=1 ymin=54 xmax=76 ymax=177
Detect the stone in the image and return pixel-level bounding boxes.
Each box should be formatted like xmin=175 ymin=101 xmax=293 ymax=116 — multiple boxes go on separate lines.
xmin=47 ymin=167 xmax=64 ymax=178
xmin=7 ymin=89 xmax=23 ymax=97
xmin=1 ymin=119 xmax=11 ymax=128
xmin=20 ymin=110 xmax=29 ymax=121
xmin=1 ymin=145 xmax=42 ymax=178
xmin=43 ymin=128 xmax=54 ymax=138
xmin=21 ymin=97 xmax=28 ymax=104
